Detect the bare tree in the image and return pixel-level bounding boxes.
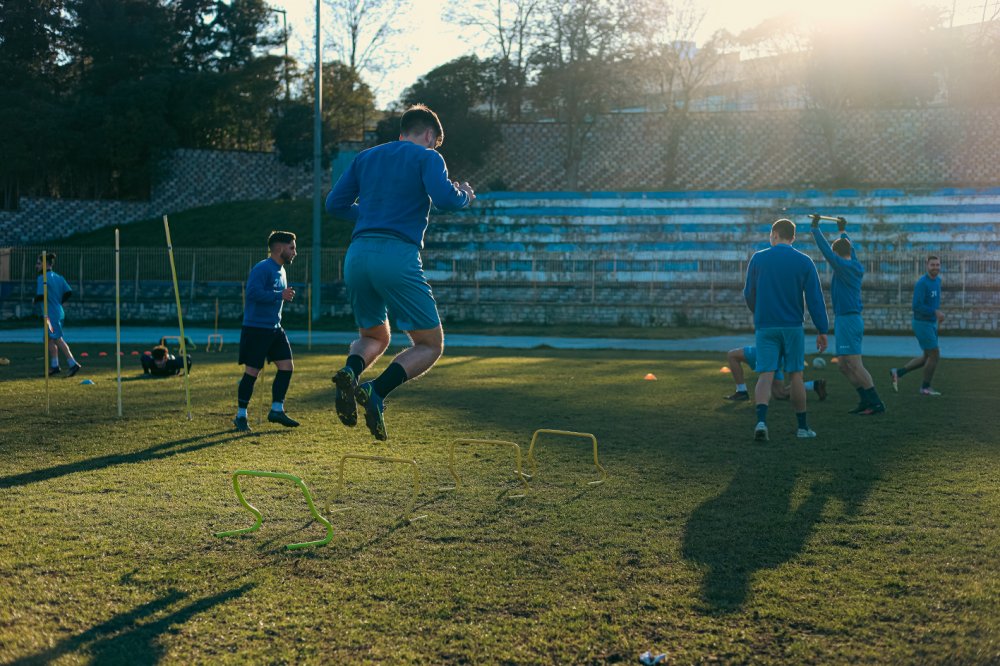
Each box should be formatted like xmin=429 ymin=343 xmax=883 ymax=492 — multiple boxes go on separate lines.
xmin=447 ymin=0 xmax=543 ymax=118
xmin=322 ymin=0 xmax=404 ymax=96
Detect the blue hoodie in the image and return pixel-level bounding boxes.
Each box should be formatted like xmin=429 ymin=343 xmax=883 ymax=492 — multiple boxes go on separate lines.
xmin=744 ymin=243 xmax=829 ymax=333
xmin=325 ymin=141 xmax=471 ymax=248
xmin=811 ymin=228 xmax=864 ymax=316
xmin=243 ymin=257 xmax=286 ymax=328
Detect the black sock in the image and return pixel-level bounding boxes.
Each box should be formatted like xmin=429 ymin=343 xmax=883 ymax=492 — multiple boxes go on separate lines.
xmin=238 ymin=373 xmax=257 ymax=408
xmin=865 ymin=387 xmax=882 ymax=405
xmin=796 ymin=412 xmax=809 ymax=430
xmin=856 ymin=387 xmax=866 ymax=403
xmin=346 ymin=354 xmax=365 ymax=378
xmin=372 ymin=362 xmax=408 ymax=398
xmin=921 ymin=381 xmax=930 ymax=390
xmin=272 ymin=369 xmax=293 ymax=404
xmin=896 ymin=367 xmax=909 ymax=378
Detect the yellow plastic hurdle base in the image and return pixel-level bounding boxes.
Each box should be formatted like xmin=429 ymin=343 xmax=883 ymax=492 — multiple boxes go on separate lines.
xmin=331 ymin=454 xmax=427 ymax=523
xmin=439 ymin=439 xmax=530 ymax=498
xmin=526 ymin=429 xmax=609 ymax=486
xmin=214 ymin=470 xmax=334 ymax=550
xmin=206 ymin=333 xmax=224 ymax=352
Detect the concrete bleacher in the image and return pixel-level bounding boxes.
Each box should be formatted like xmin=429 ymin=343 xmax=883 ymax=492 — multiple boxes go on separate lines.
xmin=423 ymin=188 xmax=1000 ymax=293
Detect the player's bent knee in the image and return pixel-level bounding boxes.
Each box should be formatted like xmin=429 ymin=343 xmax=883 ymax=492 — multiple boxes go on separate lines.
xmin=275 ymin=360 xmax=294 ymax=371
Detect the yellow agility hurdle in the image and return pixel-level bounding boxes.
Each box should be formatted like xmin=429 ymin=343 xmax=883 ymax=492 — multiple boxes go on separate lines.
xmin=439 ymin=439 xmax=529 ymax=498
xmin=526 ymin=429 xmax=609 ymax=486
xmin=214 ymin=470 xmax=334 ymax=550
xmin=331 ymin=454 xmax=427 ymax=523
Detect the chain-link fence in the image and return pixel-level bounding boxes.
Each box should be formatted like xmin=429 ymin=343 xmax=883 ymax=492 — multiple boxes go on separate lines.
xmin=2 ymin=246 xmax=998 ymax=319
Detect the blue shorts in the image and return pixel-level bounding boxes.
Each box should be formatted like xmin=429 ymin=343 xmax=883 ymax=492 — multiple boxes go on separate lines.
xmin=743 ymin=345 xmax=784 ymax=381
xmin=834 ymin=314 xmax=864 ymax=356
xmin=345 ymin=236 xmax=441 ymax=331
xmin=754 ymin=327 xmax=805 ymax=374
xmin=47 ymin=316 xmax=64 ymax=340
xmin=913 ymin=318 xmax=939 ymax=351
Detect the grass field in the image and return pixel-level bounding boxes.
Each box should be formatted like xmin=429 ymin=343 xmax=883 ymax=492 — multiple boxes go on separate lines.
xmin=1 ymin=342 xmax=998 ymax=664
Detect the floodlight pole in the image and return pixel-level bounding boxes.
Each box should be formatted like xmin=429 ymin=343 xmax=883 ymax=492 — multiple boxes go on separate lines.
xmin=311 ymin=0 xmax=323 ymax=321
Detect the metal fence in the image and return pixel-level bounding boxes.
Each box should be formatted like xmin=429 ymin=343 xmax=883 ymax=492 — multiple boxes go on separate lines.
xmin=2 ymin=246 xmax=998 ymax=308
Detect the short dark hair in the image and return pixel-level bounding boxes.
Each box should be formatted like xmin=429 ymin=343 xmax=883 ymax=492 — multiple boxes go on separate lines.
xmin=268 ymin=231 xmax=296 ymax=249
xmin=152 ymin=345 xmax=168 ymax=361
xmin=832 ymin=238 xmax=852 ymax=258
xmin=771 ymin=218 xmax=796 ymax=240
xmin=38 ymin=252 xmax=56 ymax=265
xmin=927 ymin=254 xmax=940 ymax=263
xmin=400 ymin=104 xmax=444 ymax=148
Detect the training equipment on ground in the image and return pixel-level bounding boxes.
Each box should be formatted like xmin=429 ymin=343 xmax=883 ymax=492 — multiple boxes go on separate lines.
xmin=526 ymin=429 xmax=608 ymax=486
xmin=215 ymin=470 xmax=334 ymax=550
xmin=80 ymin=379 xmax=95 ymax=385
xmin=644 ymin=373 xmax=657 ymax=380
xmin=439 ymin=439 xmax=529 ymax=498
xmin=206 ymin=297 xmax=224 ymax=351
xmin=331 ymin=454 xmax=427 ymax=523
xmin=163 ymin=215 xmax=192 ymax=421
xmin=720 ymin=366 xmax=731 ymax=373
xmin=812 ymin=357 xmax=827 ymax=369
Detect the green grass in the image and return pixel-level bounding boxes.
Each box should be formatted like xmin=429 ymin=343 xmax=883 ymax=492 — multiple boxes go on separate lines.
xmin=0 ymin=344 xmax=998 ymax=664
xmin=51 ymin=200 xmax=355 ymax=249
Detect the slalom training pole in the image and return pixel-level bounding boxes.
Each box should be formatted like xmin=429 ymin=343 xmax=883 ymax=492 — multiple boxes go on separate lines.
xmin=42 ymin=250 xmax=50 ymax=415
xmin=307 ymin=282 xmax=312 ymax=351
xmin=163 ymin=215 xmax=192 ymax=420
xmin=115 ymin=229 xmax=123 ymax=417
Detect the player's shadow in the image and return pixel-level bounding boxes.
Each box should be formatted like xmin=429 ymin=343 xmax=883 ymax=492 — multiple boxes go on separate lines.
xmin=0 ymin=430 xmax=239 ymax=490
xmin=681 ymin=452 xmax=867 ymax=614
xmin=8 ymin=583 xmax=254 ymax=665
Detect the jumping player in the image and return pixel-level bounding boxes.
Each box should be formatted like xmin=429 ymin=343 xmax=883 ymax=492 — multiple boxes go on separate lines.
xmin=810 ymin=215 xmax=885 ymax=415
xmin=34 ymin=252 xmax=82 ymax=377
xmin=724 ymin=345 xmax=827 ymax=401
xmin=326 ymin=104 xmax=475 ymax=441
xmin=890 ymin=256 xmax=944 ymax=396
xmin=233 ymin=231 xmax=300 ymax=432
xmin=743 ymin=219 xmax=829 ymax=441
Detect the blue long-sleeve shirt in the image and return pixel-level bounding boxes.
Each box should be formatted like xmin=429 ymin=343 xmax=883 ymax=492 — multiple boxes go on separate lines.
xmin=325 ymin=140 xmax=471 ymax=248
xmin=912 ymin=274 xmax=941 ymax=321
xmin=35 ymin=271 xmax=71 ymax=321
xmin=811 ymin=228 xmax=864 ymax=316
xmin=243 ymin=257 xmax=286 ymax=328
xmin=743 ymin=244 xmax=829 ymax=333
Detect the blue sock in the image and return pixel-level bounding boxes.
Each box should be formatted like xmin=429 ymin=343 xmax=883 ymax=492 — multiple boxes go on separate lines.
xmin=237 ymin=407 xmax=247 ymax=418
xmin=271 ymin=401 xmax=283 ymax=412
xmin=796 ymin=412 xmax=808 ymax=430
xmin=755 ymin=404 xmax=768 ymax=423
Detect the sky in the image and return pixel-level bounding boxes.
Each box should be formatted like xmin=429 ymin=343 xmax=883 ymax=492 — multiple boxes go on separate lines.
xmin=271 ymin=0 xmax=997 ymax=109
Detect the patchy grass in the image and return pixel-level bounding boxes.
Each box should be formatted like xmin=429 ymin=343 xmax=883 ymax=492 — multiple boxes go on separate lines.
xmin=0 ymin=344 xmax=997 ymax=664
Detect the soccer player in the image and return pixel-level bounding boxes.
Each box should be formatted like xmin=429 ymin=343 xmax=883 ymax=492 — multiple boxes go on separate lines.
xmin=233 ymin=231 xmax=300 ymax=432
xmin=890 ymin=256 xmax=944 ymax=396
xmin=743 ymin=218 xmax=829 ymax=441
xmin=141 ymin=345 xmax=192 ymax=377
xmin=810 ymin=215 xmax=885 ymax=415
xmin=33 ymin=252 xmax=82 ymax=377
xmin=724 ymin=345 xmax=827 ymax=402
xmin=325 ymin=104 xmax=475 ymax=441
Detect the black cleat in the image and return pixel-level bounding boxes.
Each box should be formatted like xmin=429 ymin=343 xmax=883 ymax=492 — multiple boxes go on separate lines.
xmin=848 ymin=402 xmax=869 ymax=415
xmin=814 ymin=378 xmax=828 ymax=401
xmin=233 ymin=416 xmax=252 ymax=432
xmin=724 ymin=390 xmax=750 ymax=401
xmin=67 ymin=364 xmax=82 ymax=378
xmin=858 ymin=402 xmax=886 ymax=416
xmin=267 ymin=410 xmax=300 ymax=427
xmin=47 ymin=367 xmax=61 ymax=377
xmin=332 ymin=367 xmax=358 ymax=427
xmin=355 ymin=381 xmax=388 ymax=441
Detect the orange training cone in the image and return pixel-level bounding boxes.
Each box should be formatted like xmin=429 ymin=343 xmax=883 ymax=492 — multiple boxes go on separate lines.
xmin=644 ymin=373 xmax=657 ymax=380
xmin=720 ymin=366 xmax=731 ymax=373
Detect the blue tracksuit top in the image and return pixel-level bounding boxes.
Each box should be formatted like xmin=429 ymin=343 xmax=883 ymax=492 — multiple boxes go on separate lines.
xmin=325 ymin=140 xmax=471 ymax=248
xmin=743 ymin=243 xmax=829 ymax=333
xmin=243 ymin=257 xmax=286 ymax=328
xmin=912 ymin=274 xmax=941 ymax=321
xmin=811 ymin=228 xmax=864 ymax=316
xmin=36 ymin=271 xmax=71 ymax=321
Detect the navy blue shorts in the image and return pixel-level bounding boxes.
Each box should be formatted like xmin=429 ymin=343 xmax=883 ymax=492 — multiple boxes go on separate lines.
xmin=238 ymin=326 xmax=292 ymax=369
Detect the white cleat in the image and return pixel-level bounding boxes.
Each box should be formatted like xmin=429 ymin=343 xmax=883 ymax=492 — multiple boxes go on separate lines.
xmin=919 ymin=387 xmax=942 ymax=396
xmin=754 ymin=422 xmax=769 ymax=441
xmin=890 ymin=368 xmax=899 ymax=393
xmin=797 ymin=428 xmax=818 ymax=439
